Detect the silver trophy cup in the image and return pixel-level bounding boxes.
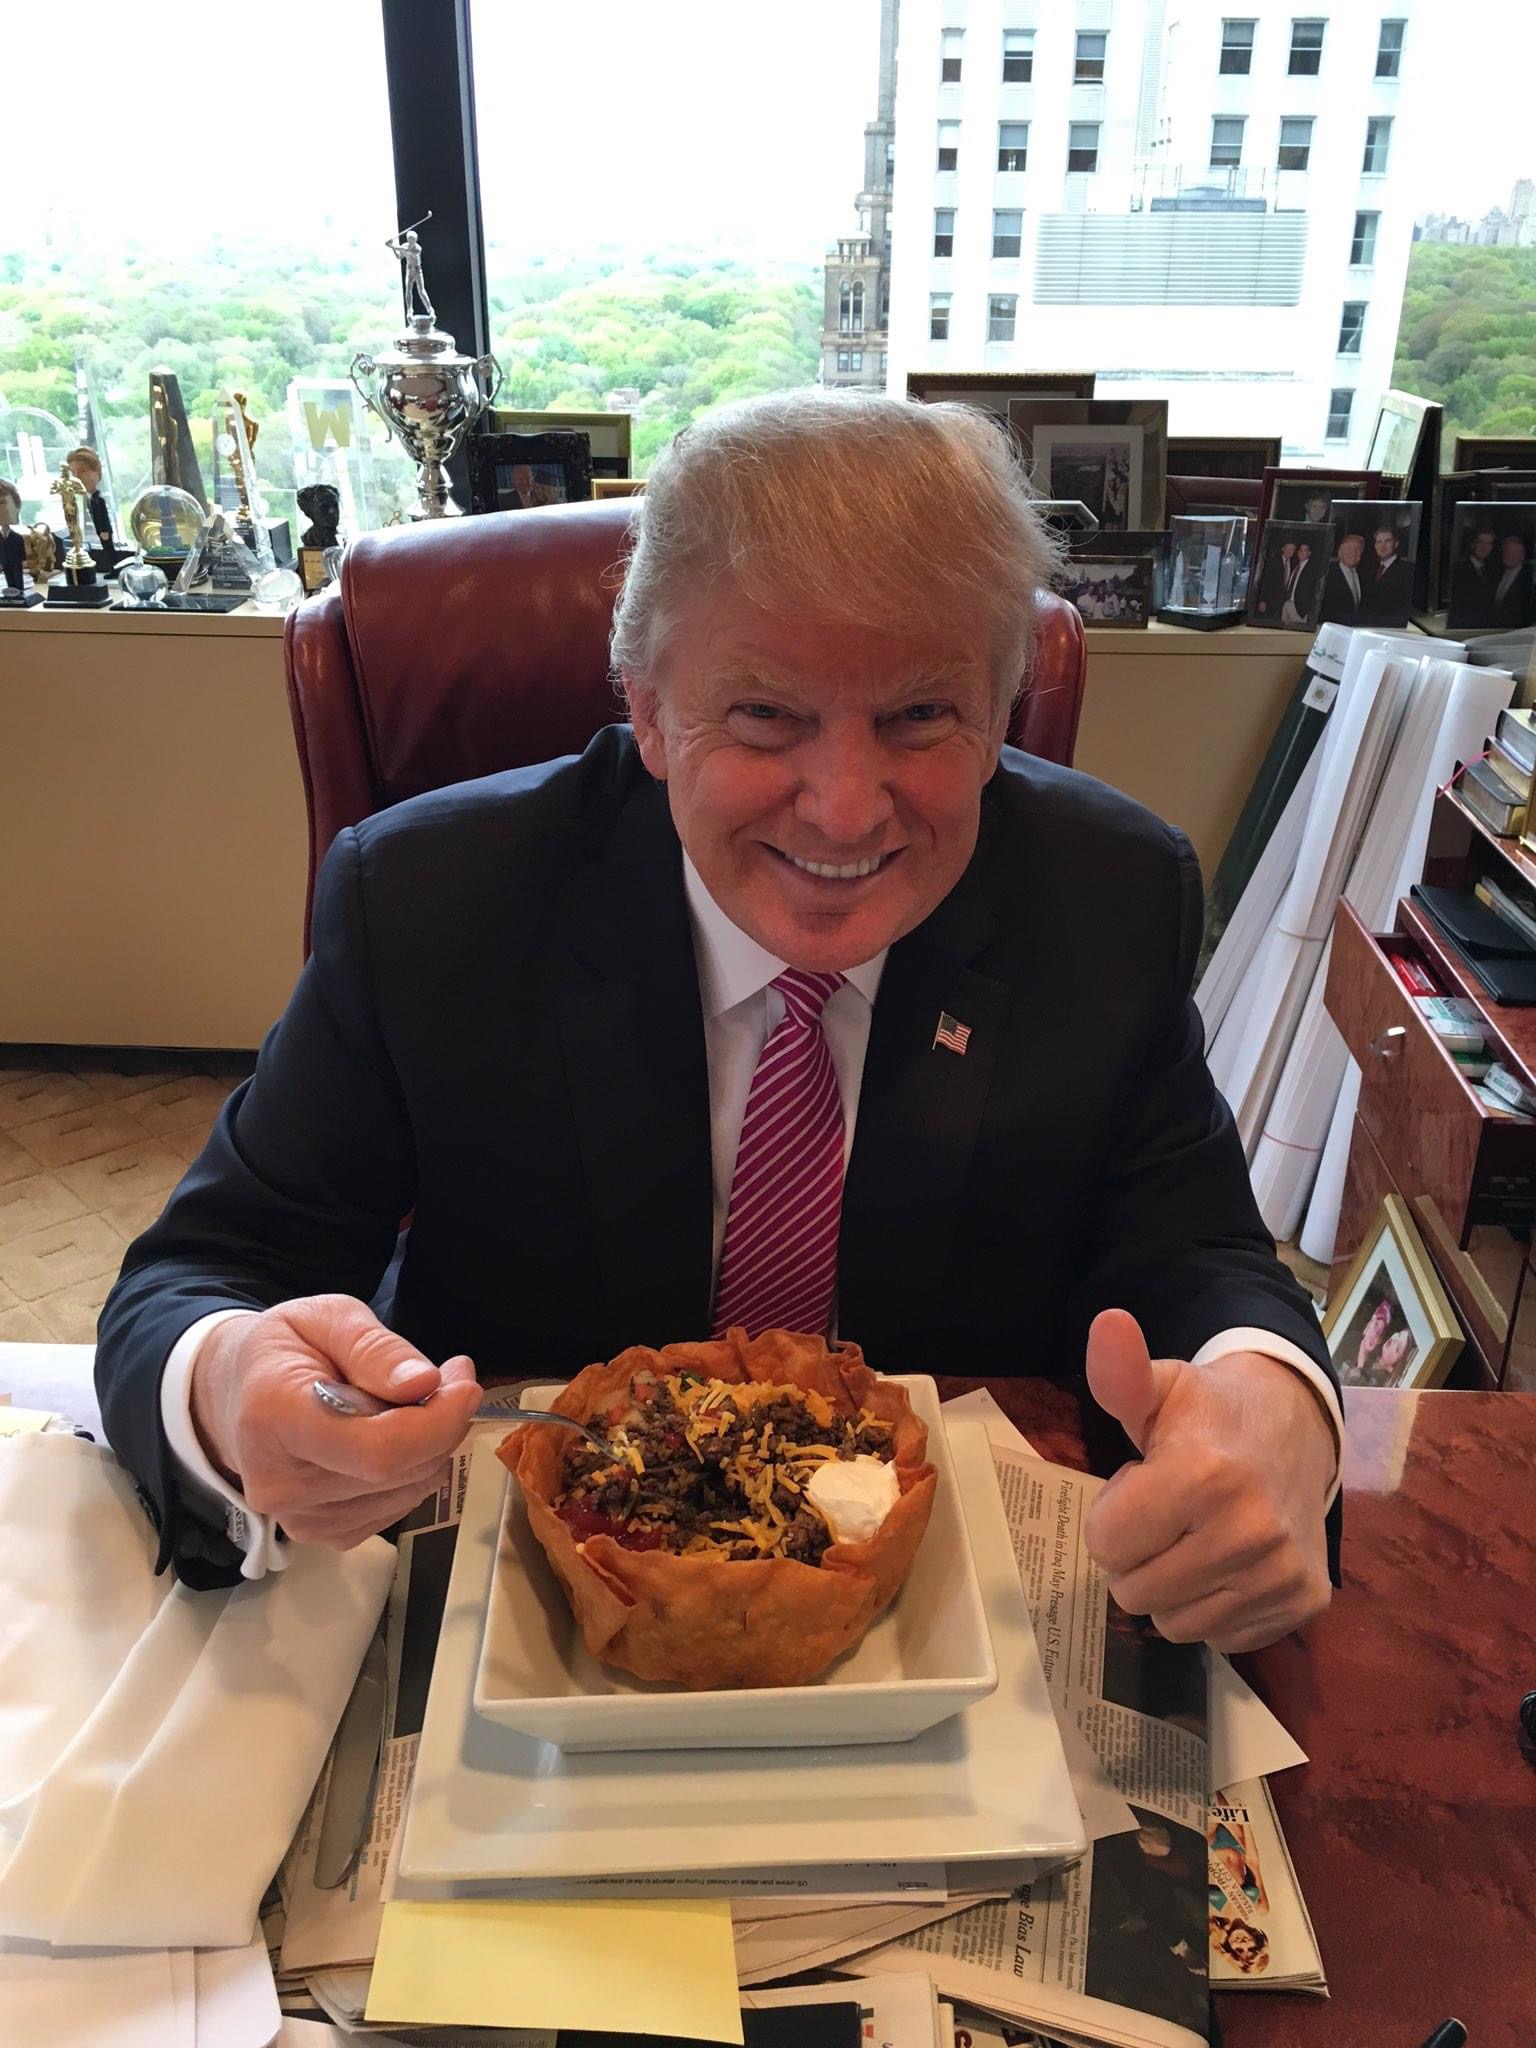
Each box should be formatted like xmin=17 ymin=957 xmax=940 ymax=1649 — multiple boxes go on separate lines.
xmin=352 ymin=222 xmax=502 ymax=520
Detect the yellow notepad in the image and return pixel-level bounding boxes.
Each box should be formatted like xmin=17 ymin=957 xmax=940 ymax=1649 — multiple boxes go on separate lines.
xmin=365 ymin=1895 xmax=744 ymax=2043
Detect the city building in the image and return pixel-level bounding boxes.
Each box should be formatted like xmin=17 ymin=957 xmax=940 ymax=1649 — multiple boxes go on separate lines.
xmin=886 ymin=0 xmax=1423 ymax=461
xmin=821 ymin=0 xmax=900 ymax=389
xmin=1419 ymin=180 xmax=1536 ymax=248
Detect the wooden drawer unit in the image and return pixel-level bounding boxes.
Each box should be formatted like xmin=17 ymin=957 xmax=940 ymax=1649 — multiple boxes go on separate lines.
xmin=1324 ymin=898 xmax=1536 ymax=1243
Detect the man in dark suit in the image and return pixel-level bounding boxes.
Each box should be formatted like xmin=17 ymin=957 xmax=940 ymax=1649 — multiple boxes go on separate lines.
xmin=1250 ymin=538 xmax=1294 ymax=621
xmin=1282 ymin=539 xmax=1323 ymax=624
xmin=96 ymin=391 xmax=1340 ymax=1653
xmin=1448 ymin=526 xmax=1498 ymax=628
xmin=1492 ymin=533 xmax=1534 ymax=629
xmin=1357 ymin=524 xmax=1413 ymax=625
xmin=1320 ymin=530 xmax=1366 ymax=624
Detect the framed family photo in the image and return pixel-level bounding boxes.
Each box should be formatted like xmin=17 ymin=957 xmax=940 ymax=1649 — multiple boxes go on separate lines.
xmin=1257 ymin=467 xmax=1380 ymax=542
xmin=1007 ymin=399 xmax=1167 ymax=531
xmin=1245 ymin=518 xmax=1332 ymax=631
xmin=1443 ymin=501 xmax=1536 ymax=632
xmin=1433 ymin=471 xmax=1536 ymax=611
xmin=1317 ymin=500 xmax=1420 ymax=628
xmin=491 ymin=407 xmax=631 ymax=480
xmin=468 ymin=430 xmax=593 ymax=515
xmin=1323 ymin=1196 xmax=1462 ymax=1389
xmin=1059 ymin=554 xmax=1154 ymax=626
xmin=1451 ymin=435 xmax=1536 ymax=474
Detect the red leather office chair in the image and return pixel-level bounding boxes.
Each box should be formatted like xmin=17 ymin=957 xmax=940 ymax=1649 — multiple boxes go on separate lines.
xmin=284 ymin=499 xmax=1087 ymax=950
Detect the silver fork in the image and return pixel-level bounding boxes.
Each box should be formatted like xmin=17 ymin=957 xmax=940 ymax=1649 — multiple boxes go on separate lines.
xmin=310 ymin=1377 xmax=617 ymax=1454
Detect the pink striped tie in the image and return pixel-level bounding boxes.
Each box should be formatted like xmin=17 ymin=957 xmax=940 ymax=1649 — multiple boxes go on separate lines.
xmin=712 ymin=969 xmax=846 ymax=1339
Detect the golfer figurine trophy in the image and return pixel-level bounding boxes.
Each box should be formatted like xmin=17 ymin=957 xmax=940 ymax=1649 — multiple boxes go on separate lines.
xmin=350 ymin=214 xmax=501 ymax=519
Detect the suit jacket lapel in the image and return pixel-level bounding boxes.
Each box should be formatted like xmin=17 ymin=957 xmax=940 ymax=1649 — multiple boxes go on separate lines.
xmin=554 ymin=775 xmax=715 ymax=1344
xmin=839 ymin=826 xmax=1010 ymax=1359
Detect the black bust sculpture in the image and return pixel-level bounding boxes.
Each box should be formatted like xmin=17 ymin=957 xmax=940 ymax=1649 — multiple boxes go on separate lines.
xmin=297 ymin=483 xmax=341 ymax=551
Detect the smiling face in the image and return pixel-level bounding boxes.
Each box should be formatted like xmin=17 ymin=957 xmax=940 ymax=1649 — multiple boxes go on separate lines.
xmin=1338 ymin=533 xmax=1365 ymax=568
xmin=1374 ymin=529 xmax=1399 ymax=561
xmin=625 ymin=591 xmax=1007 ymax=972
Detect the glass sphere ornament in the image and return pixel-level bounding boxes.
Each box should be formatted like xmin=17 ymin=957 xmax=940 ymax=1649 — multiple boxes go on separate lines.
xmin=117 ymin=561 xmax=169 ymax=608
xmin=128 ymin=485 xmax=206 ymax=556
xmin=251 ymin=564 xmax=302 ymax=613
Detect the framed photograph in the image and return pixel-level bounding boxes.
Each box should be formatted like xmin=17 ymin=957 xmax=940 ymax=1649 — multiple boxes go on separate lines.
xmin=1444 ymin=500 xmax=1536 ymax=632
xmin=1059 ymin=554 xmax=1153 ymax=627
xmin=906 ymin=370 xmax=1096 ymax=414
xmin=1257 ymin=467 xmax=1380 ymax=542
xmin=468 ymin=431 xmax=593 ymax=516
xmin=1452 ymin=435 xmax=1536 ymax=473
xmin=592 ymin=478 xmax=645 ymax=500
xmin=1366 ymin=391 xmax=1437 ymax=483
xmin=1323 ymin=1194 xmax=1462 ymax=1388
xmin=1008 ymin=399 xmax=1167 ymax=531
xmin=1245 ymin=518 xmax=1333 ymax=631
xmin=1165 ymin=475 xmax=1261 ymax=520
xmin=490 ymin=407 xmax=631 ymax=478
xmin=1167 ymin=436 xmax=1280 ymax=481
xmin=1317 ymin=499 xmax=1420 ymax=628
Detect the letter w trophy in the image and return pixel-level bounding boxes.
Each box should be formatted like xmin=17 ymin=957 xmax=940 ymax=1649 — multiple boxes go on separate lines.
xmin=351 ymin=216 xmax=501 ymax=519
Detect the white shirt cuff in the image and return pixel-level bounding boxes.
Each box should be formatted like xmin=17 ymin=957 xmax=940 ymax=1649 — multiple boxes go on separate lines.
xmin=159 ymin=1308 xmax=288 ymax=1580
xmin=1191 ymin=1326 xmax=1345 ymax=1511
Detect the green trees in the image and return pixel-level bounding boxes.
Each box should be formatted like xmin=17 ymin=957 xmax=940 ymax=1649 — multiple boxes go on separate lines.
xmin=1392 ymin=242 xmax=1536 ymax=446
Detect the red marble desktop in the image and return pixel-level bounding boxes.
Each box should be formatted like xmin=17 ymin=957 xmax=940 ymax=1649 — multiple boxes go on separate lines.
xmin=941 ymin=1378 xmax=1536 ymax=2048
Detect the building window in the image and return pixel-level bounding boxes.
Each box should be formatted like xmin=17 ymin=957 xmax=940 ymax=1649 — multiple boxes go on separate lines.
xmin=850 ymin=280 xmax=864 ymax=333
xmin=880 ymin=351 xmax=888 ymax=375
xmin=930 ymin=293 xmax=952 ymax=341
xmin=1067 ymin=123 xmax=1100 ymax=173
xmin=836 ymin=349 xmax=864 ymax=374
xmin=1219 ymin=19 xmax=1255 ymax=73
xmin=1210 ymin=117 xmax=1245 ymax=168
xmin=1350 ymin=211 xmax=1380 ymax=265
xmin=937 ymin=120 xmax=960 ymax=171
xmin=1338 ymin=301 xmax=1367 ymax=354
xmin=992 ymin=209 xmax=1024 ymax=258
xmin=1363 ymin=116 xmax=1392 ymax=174
xmin=941 ymin=28 xmax=963 ymax=82
xmin=1277 ymin=117 xmax=1314 ymax=171
xmin=987 ymin=295 xmax=1018 ymax=343
xmin=1075 ymin=32 xmax=1107 ymax=82
xmin=1288 ymin=18 xmax=1325 ymax=73
xmin=878 ymin=273 xmax=890 ymax=326
xmin=838 ymin=281 xmax=851 ymax=334
xmin=1002 ymin=29 xmax=1034 ymax=82
xmin=934 ymin=208 xmax=956 ymax=257
xmin=1376 ymin=19 xmax=1405 ymax=76
xmin=998 ymin=121 xmax=1029 ymax=172
xmin=1326 ymin=388 xmax=1354 ymax=440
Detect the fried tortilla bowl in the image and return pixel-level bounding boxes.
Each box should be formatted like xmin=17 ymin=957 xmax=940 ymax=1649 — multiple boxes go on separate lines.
xmin=498 ymin=1327 xmax=938 ymax=1690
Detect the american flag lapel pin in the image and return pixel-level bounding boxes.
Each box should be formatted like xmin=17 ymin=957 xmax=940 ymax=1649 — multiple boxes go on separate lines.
xmin=933 ymin=1011 xmax=972 ymax=1056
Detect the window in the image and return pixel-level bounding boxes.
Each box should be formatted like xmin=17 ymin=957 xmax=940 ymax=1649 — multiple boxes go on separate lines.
xmin=1002 ymin=29 xmax=1034 ymax=82
xmin=1350 ymin=211 xmax=1380 ymax=264
xmin=880 ymin=351 xmax=888 ymax=376
xmin=1074 ymin=32 xmax=1107 ymax=82
xmin=850 ymin=280 xmax=864 ymax=333
xmin=1210 ymin=117 xmax=1245 ymax=168
xmin=992 ymin=209 xmax=1023 ymax=259
xmin=937 ymin=120 xmax=959 ymax=172
xmin=998 ymin=121 xmax=1029 ymax=172
xmin=835 ymin=349 xmax=864 ymax=374
xmin=1220 ymin=19 xmax=1255 ymax=73
xmin=987 ymin=294 xmax=1018 ymax=343
xmin=934 ymin=208 xmax=956 ymax=257
xmin=878 ymin=273 xmax=890 ymax=326
xmin=941 ymin=28 xmax=963 ymax=82
xmin=1067 ymin=123 xmax=1100 ymax=173
xmin=1376 ymin=19 xmax=1405 ymax=76
xmin=1326 ymin=388 xmax=1354 ymax=439
xmin=1338 ymin=301 xmax=1367 ymax=354
xmin=1363 ymin=116 xmax=1392 ymax=174
xmin=1289 ymin=18 xmax=1325 ymax=73
xmin=1277 ymin=117 xmax=1314 ymax=171
xmin=930 ymin=293 xmax=952 ymax=341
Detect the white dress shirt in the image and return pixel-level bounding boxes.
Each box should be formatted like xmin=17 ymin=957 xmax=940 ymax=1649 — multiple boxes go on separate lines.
xmin=162 ymin=851 xmax=1343 ymax=1577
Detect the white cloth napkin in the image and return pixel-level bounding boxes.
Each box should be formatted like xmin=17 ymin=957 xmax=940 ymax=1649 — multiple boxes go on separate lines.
xmin=0 ymin=1433 xmax=393 ymax=1948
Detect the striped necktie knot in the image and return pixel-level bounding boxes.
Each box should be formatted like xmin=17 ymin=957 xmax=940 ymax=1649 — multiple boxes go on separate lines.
xmin=772 ymin=968 xmax=844 ymax=1026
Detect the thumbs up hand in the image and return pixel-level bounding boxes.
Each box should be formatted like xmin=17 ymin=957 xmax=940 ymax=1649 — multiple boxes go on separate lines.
xmin=1081 ymin=1309 xmax=1334 ymax=1654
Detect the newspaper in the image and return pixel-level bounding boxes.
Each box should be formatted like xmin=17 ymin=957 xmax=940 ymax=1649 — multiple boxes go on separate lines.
xmin=1207 ymin=1779 xmax=1325 ymax=1992
xmin=744 ymin=1970 xmax=943 ymax=2047
xmin=848 ymin=1446 xmax=1211 ymax=2048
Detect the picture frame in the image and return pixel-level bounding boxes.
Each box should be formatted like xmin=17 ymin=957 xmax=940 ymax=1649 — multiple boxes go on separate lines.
xmin=1245 ymin=518 xmax=1333 ymax=631
xmin=1318 ymin=499 xmax=1421 ymax=629
xmin=1167 ymin=436 xmax=1280 ymax=482
xmin=468 ymin=430 xmax=593 ymax=516
xmin=490 ymin=407 xmax=631 ymax=479
xmin=1451 ymin=436 xmax=1536 ymax=474
xmin=1058 ymin=554 xmax=1153 ymax=627
xmin=1034 ymin=498 xmax=1101 ymax=535
xmin=592 ymin=478 xmax=645 ymax=500
xmin=906 ymin=370 xmax=1096 ymax=414
xmin=1443 ymin=500 xmax=1536 ymax=632
xmin=1007 ymin=399 xmax=1167 ymax=532
xmin=1323 ymin=1194 xmax=1462 ymax=1389
xmin=1432 ymin=470 xmax=1536 ymax=612
xmin=1365 ymin=392 xmax=1441 ymax=608
xmin=1257 ymin=467 xmax=1380 ymax=543
xmin=1165 ymin=476 xmax=1261 ymax=520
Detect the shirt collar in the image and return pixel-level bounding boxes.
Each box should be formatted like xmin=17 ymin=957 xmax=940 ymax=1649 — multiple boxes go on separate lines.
xmin=683 ymin=852 xmax=887 ymax=1019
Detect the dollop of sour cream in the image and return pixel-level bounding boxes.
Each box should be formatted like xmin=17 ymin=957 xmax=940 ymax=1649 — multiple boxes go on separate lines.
xmin=806 ymin=1454 xmax=900 ymax=1544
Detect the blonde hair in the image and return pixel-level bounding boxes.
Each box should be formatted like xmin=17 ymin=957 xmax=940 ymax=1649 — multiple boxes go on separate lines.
xmin=610 ymin=388 xmax=1062 ymax=705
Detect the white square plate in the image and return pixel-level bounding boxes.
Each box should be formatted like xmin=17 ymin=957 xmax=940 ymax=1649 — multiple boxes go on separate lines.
xmin=398 ymin=1409 xmax=1086 ymax=1883
xmin=475 ymin=1375 xmax=996 ymax=1750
